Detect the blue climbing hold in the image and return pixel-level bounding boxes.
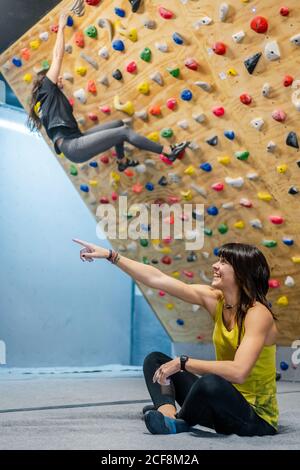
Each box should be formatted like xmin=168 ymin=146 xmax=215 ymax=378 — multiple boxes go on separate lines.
xmin=172 ymin=32 xmax=184 ymax=45
xmin=141 ymin=224 xmax=151 ymax=232
xmin=213 ymin=247 xmax=220 ymax=256
xmin=200 ymin=162 xmax=212 ymax=172
xmin=89 ymin=161 xmax=98 ymax=168
xmin=112 ymin=39 xmax=125 ymax=52
xmin=114 ymin=7 xmax=126 ymax=17
xmin=224 ymin=130 xmax=235 ymax=140
xmin=67 ymin=15 xmax=74 ymax=27
xmin=207 ymin=206 xmax=219 ymax=216
xmin=181 ymin=89 xmax=193 ymax=101
xmin=282 ymin=238 xmax=294 ymax=246
xmin=176 ymin=319 xmax=185 ymax=326
xmin=280 ymin=361 xmax=289 ymax=371
xmin=145 ymin=182 xmax=154 ymax=191
xmin=80 ymin=184 xmax=89 ymax=193
xmin=12 ymin=56 xmax=22 ymax=67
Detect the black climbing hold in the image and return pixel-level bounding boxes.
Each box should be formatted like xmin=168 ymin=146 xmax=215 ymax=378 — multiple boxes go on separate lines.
xmin=286 ymin=131 xmax=299 ymax=149
xmin=151 ymin=259 xmax=159 ymax=264
xmin=297 ymin=160 xmax=300 ymax=168
xmin=288 ymin=186 xmax=299 ymax=195
xmin=112 ymin=69 xmax=123 ymax=80
xmin=158 ymin=176 xmax=168 ymax=186
xmin=206 ymin=135 xmax=218 ymax=146
xmin=244 ymin=52 xmax=262 ymax=75
xmin=187 ymin=251 xmax=197 ymax=262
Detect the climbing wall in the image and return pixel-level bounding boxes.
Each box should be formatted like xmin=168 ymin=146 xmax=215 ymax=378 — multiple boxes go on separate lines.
xmin=1 ymin=0 xmax=300 ymax=348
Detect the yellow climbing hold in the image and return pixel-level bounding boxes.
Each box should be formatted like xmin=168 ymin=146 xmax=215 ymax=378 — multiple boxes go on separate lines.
xmin=29 ymin=39 xmax=40 ymax=50
xmin=137 ymin=81 xmax=150 ymax=94
xmin=291 ymin=257 xmax=300 ymax=263
xmin=234 ymin=220 xmax=245 ymax=229
xmin=277 ymin=164 xmax=288 ymax=174
xmin=161 ymin=247 xmax=172 ymax=254
xmin=227 ymin=68 xmax=238 ymax=76
xmin=184 ymin=165 xmax=196 ymax=175
xmin=172 ymin=271 xmax=180 ymax=279
xmin=147 ymin=132 xmax=160 ymax=142
xmin=276 ymin=296 xmax=288 ymax=306
xmin=181 ymin=190 xmax=193 ymax=201
xmin=111 ymin=171 xmax=120 ymax=182
xmin=23 ymin=73 xmax=32 ymax=83
xmin=76 ymin=66 xmax=87 ymax=76
xmin=218 ymin=155 xmax=231 ymax=165
xmin=152 ymin=239 xmax=160 ymax=246
xmin=114 ymin=95 xmax=135 ymax=116
xmin=34 ymin=101 xmax=41 ymax=116
xmin=257 ymin=192 xmax=272 ymax=201
xmin=166 ymin=303 xmax=174 ymax=310
xmin=127 ymin=28 xmax=138 ymax=42
xmin=89 ymin=180 xmax=98 ymax=187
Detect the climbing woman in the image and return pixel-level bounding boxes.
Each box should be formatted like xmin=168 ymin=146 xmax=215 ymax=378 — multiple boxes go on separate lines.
xmin=73 ymin=239 xmax=279 ymax=437
xmin=27 ymin=12 xmax=190 ymax=171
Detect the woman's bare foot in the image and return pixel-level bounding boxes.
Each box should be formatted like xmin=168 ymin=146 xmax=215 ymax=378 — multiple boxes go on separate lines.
xmin=157 ymin=404 xmax=177 ymax=419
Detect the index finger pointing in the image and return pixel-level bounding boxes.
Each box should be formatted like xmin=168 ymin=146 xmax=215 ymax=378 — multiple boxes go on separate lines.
xmin=72 ymin=238 xmax=90 ymax=248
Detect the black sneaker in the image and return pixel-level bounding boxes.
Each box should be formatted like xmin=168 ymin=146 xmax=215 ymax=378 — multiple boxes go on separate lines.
xmin=117 ymin=159 xmax=128 ymax=172
xmin=117 ymin=158 xmax=139 ymax=172
xmin=127 ymin=159 xmax=139 ymax=167
xmin=142 ymin=404 xmax=155 ymax=414
xmin=129 ymin=0 xmax=142 ymax=12
xmin=165 ymin=141 xmax=190 ymax=162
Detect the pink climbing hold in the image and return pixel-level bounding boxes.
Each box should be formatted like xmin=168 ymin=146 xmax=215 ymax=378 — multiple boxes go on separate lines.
xmin=250 ymin=16 xmax=268 ymax=34
xmin=211 ymin=182 xmax=224 ymax=192
xmin=126 ymin=61 xmax=137 ymax=73
xmin=272 ymin=109 xmax=286 ymax=122
xmin=166 ymin=98 xmax=177 ymax=110
xmin=184 ymin=58 xmax=199 ymax=71
xmin=111 ymin=192 xmax=118 ymax=201
xmin=100 ymin=155 xmax=109 ymax=164
xmin=240 ymin=93 xmax=252 ymax=105
xmin=158 ymin=6 xmax=174 ymax=19
xmin=69 ymin=98 xmax=75 ymax=107
xmin=269 ymin=279 xmax=280 ymax=288
xmin=269 ymin=215 xmax=284 ymax=225
xmin=283 ymin=75 xmax=293 ymax=87
xmin=212 ymin=106 xmax=225 ymax=117
xmin=88 ymin=113 xmax=98 ymax=122
xmin=51 ymin=24 xmax=59 ymax=33
xmin=159 ymin=290 xmax=166 ymax=297
xmin=100 ymin=106 xmax=111 ymax=114
xmin=168 ymin=196 xmax=180 ymax=204
xmin=280 ymin=6 xmax=290 ymax=16
xmin=163 ymin=236 xmax=172 ymax=244
xmin=132 ymin=183 xmax=143 ymax=194
xmin=213 ymin=42 xmax=226 ymax=55
xmin=183 ymin=270 xmax=194 ymax=279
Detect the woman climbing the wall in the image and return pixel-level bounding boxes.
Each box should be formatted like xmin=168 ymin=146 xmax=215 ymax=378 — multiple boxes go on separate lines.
xmin=27 ymin=12 xmax=190 ymax=172
xmin=73 ymin=239 xmax=279 ymax=437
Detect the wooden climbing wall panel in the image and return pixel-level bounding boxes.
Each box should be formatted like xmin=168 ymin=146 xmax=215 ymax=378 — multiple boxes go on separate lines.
xmin=1 ymin=0 xmax=300 ymax=345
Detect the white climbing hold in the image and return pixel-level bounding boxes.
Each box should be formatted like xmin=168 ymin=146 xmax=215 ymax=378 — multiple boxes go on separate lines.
xmin=285 ymin=276 xmax=295 ymax=287
xmin=143 ymin=18 xmax=156 ymax=29
xmin=177 ymin=120 xmax=189 ymax=129
xmin=63 ymin=72 xmax=74 ymax=82
xmin=225 ymin=176 xmax=244 ymax=188
xmin=240 ymin=198 xmax=252 ymax=207
xmin=144 ymin=159 xmax=156 ymax=167
xmin=199 ymin=271 xmax=212 ymax=283
xmin=97 ymin=75 xmax=109 ymax=87
xmin=188 ymin=141 xmax=200 ymax=150
xmin=250 ymin=219 xmax=263 ymax=229
xmin=201 ymin=252 xmax=210 ymax=259
xmin=150 ymin=71 xmax=164 ymax=86
xmin=262 ymin=83 xmax=271 ymax=97
xmin=267 ymin=141 xmax=277 ymax=152
xmin=232 ymin=30 xmax=245 ymax=43
xmin=168 ymin=173 xmax=182 ymax=184
xmin=73 ymin=88 xmax=87 ymax=104
xmin=192 ymin=304 xmax=200 ymax=312
xmin=155 ymin=42 xmax=168 ymax=52
xmin=65 ymin=44 xmax=73 ymax=54
xmin=2 ymin=60 xmax=11 ymax=71
xmin=80 ymin=52 xmax=99 ymax=70
xmin=264 ymin=41 xmax=281 ymax=61
xmin=250 ymin=117 xmax=264 ymax=130
xmin=136 ymin=164 xmax=146 ymax=174
xmin=39 ymin=32 xmax=49 ymax=41
xmin=190 ymin=183 xmax=207 ymax=197
xmin=194 ymin=81 xmax=212 ymax=92
xmin=292 ymin=89 xmax=300 ymax=111
xmin=194 ymin=17 xmax=213 ymax=29
xmin=98 ymin=18 xmax=113 ymax=41
xmin=219 ymin=3 xmax=229 ymax=22
xmin=134 ymin=110 xmax=148 ymax=121
xmin=98 ymin=46 xmax=109 ymax=59
xmin=222 ymin=202 xmax=234 ymax=210
xmin=192 ymin=112 xmax=206 ymax=123
xmin=247 ymin=172 xmax=259 ymax=180
xmin=290 ymin=33 xmax=300 ymax=46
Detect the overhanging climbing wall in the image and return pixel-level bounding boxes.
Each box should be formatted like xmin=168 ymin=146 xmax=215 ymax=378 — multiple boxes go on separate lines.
xmin=1 ymin=0 xmax=300 ymax=346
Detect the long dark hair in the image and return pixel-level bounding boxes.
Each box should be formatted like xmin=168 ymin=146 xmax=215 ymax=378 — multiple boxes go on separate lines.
xmin=218 ymin=243 xmax=276 ymax=347
xmin=27 ymin=71 xmax=47 ymax=132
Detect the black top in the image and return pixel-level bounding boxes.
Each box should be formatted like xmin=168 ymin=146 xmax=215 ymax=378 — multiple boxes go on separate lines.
xmin=36 ymin=76 xmax=82 ymax=154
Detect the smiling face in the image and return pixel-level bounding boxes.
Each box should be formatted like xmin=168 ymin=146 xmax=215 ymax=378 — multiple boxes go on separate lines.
xmin=211 ymin=257 xmax=237 ymax=290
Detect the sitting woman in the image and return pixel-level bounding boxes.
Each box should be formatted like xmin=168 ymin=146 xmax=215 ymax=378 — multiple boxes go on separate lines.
xmin=73 ymin=239 xmax=279 ymax=437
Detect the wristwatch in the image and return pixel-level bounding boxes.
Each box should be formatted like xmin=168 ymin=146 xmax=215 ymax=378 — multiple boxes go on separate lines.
xmin=180 ymin=355 xmax=189 ymax=371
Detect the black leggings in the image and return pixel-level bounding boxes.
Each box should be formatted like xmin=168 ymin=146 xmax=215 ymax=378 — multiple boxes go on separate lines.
xmin=60 ymin=120 xmax=164 ymax=164
xmin=143 ymin=352 xmax=277 ymax=437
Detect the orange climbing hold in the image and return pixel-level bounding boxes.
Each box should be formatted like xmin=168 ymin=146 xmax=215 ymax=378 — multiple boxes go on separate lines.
xmin=149 ymin=105 xmax=162 ymax=116
xmin=75 ymin=31 xmax=85 ymax=48
xmin=87 ymin=80 xmax=97 ymax=93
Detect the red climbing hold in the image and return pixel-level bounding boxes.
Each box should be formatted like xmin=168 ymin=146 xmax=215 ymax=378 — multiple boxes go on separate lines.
xmin=100 ymin=196 xmax=109 ymax=204
xmin=279 ymin=6 xmax=290 ymax=16
xmin=269 ymin=279 xmax=280 ymax=288
xmin=86 ymin=0 xmax=101 ymax=5
xmin=166 ymin=98 xmax=177 ymax=110
xmin=184 ymin=58 xmax=199 ymax=71
xmin=51 ymin=24 xmax=59 ymax=33
xmin=167 ymin=196 xmax=180 ymax=204
xmin=88 ymin=113 xmax=98 ymax=122
xmin=212 ymin=106 xmax=225 ymax=117
xmin=111 ymin=192 xmax=118 ymax=201
xmin=100 ymin=155 xmax=109 ymax=164
xmin=75 ymin=31 xmax=85 ymax=48
xmin=269 ymin=215 xmax=284 ymax=224
xmin=161 ymin=255 xmax=172 ymax=265
xmin=69 ymin=98 xmax=75 ymax=108
xmin=158 ymin=6 xmax=174 ymax=19
xmin=283 ymin=75 xmax=293 ymax=87
xmin=211 ymin=182 xmax=224 ymax=192
xmin=240 ymin=93 xmax=252 ymax=105
xmin=213 ymin=42 xmax=226 ymax=55
xmin=100 ymin=106 xmax=111 ymax=114
xmin=160 ymin=154 xmax=173 ymax=165
xmin=126 ymin=61 xmax=137 ymax=74
xmin=158 ymin=290 xmax=166 ymax=297
xmin=250 ymin=16 xmax=268 ymax=34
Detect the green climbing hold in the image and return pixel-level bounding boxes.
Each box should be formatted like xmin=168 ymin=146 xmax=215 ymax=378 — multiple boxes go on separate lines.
xmin=140 ymin=47 xmax=151 ymax=62
xmin=161 ymin=128 xmax=173 ymax=138
xmin=235 ymin=150 xmax=250 ymax=161
xmin=142 ymin=256 xmax=150 ymax=264
xmin=140 ymin=239 xmax=149 ymax=247
xmin=167 ymin=67 xmax=180 ymax=78
xmin=218 ymin=224 xmax=228 ymax=234
xmin=41 ymin=60 xmax=50 ymax=70
xmin=262 ymin=240 xmax=277 ymax=248
xmin=70 ymin=164 xmax=78 ymax=176
xmin=204 ymin=228 xmax=213 ymax=236
xmin=84 ymin=25 xmax=98 ymax=38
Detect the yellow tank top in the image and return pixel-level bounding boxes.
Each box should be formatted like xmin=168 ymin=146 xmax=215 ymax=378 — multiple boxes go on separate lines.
xmin=212 ymin=297 xmax=279 ymax=430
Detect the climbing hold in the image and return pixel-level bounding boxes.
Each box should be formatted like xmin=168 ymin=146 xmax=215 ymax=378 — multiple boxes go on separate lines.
xmin=114 ymin=7 xmax=125 ymax=17
xmin=218 ymin=156 xmax=231 ymax=165
xmin=285 ymin=276 xmax=295 ymax=287
xmin=292 ymin=257 xmax=300 ymax=263
xmin=140 ymin=47 xmax=151 ymax=62
xmin=99 ymin=47 xmax=109 ymax=60
xmin=135 ymin=110 xmax=148 ymax=121
xmin=272 ymin=110 xmax=286 ymax=122
xmin=267 ymin=141 xmax=277 ymax=153
xmin=63 ymin=72 xmax=74 ymax=82
xmin=234 ymin=221 xmax=245 ymax=229
xmin=280 ymin=6 xmax=290 ymax=16
xmin=185 ymin=58 xmax=199 ymax=71
xmin=218 ymin=224 xmax=228 ymax=234
xmin=193 ymin=113 xmax=205 ymax=123
xmin=173 ymin=32 xmax=184 ymax=45
xmin=181 ymin=190 xmax=193 ymax=201
xmin=269 ymin=216 xmax=284 ymax=225
xmin=88 ymin=113 xmax=98 ymax=122
xmin=225 ymin=177 xmax=244 ymax=187
xmin=206 ymin=136 xmax=218 ymax=146
xmin=143 ymin=18 xmax=156 ymax=29
xmin=194 ymin=82 xmax=212 ymax=93
xmin=150 ymin=71 xmax=164 ymax=86
xmin=39 ymin=32 xmax=49 ymax=41
xmin=70 ymin=164 xmax=78 ymax=176
xmin=166 ymin=98 xmax=177 ymax=110
xmin=207 ymin=206 xmax=218 ymax=216
xmin=269 ymin=279 xmax=280 ymax=288
xmin=158 ymin=6 xmax=174 ymax=19
xmin=204 ymin=228 xmax=213 ymax=236
xmin=89 ymin=161 xmax=98 ymax=168
xmin=86 ymin=0 xmax=100 ymax=5
xmin=232 ymin=30 xmax=245 ymax=43
xmin=126 ymin=61 xmax=137 ymax=73
xmin=112 ymin=69 xmax=123 ymax=80
xmin=283 ymin=75 xmax=293 ymax=87
xmin=23 ymin=73 xmax=32 ymax=84
xmin=212 ymin=182 xmax=224 ymax=192
xmin=161 ymin=128 xmax=173 ymax=138
xmin=219 ymin=3 xmax=229 ymax=22
xmin=155 ymin=42 xmax=168 ymax=52
xmin=262 ymin=83 xmax=271 ymax=97
xmin=97 ymin=18 xmax=113 ymax=41
xmin=149 ymin=105 xmax=162 ymax=116
xmin=187 ymin=252 xmax=198 ymax=262
xmin=258 ymin=192 xmax=272 ymax=201
xmin=50 ymin=24 xmax=59 ymax=33
xmin=80 ymin=184 xmax=89 ymax=193
xmin=235 ymin=150 xmax=249 ymax=161
xmin=114 ymin=95 xmax=134 ymax=115
xmin=12 ymin=57 xmax=22 ymax=67
xmin=277 ymin=297 xmax=289 ymax=307
xmin=247 ymin=172 xmax=258 ymax=180
xmin=286 ymin=131 xmax=299 ymax=148
xmin=240 ymin=198 xmax=252 ymax=208
xmin=263 ymin=240 xmax=277 ymax=248
xmin=177 ymin=120 xmax=189 ymax=129
xmin=183 ymin=166 xmax=195 ymax=176
xmin=213 ymin=42 xmax=226 ymax=55
xmin=73 ymin=88 xmax=87 ymax=103
xmin=98 ymin=75 xmax=109 ymax=87
xmin=74 ymin=31 xmax=84 ymax=47
xmin=227 ymin=68 xmax=238 ymax=76
xmin=147 ymin=132 xmax=159 ymax=142
xmin=213 ymin=106 xmax=225 ymax=117
xmin=280 ymin=361 xmax=289 ymax=371
xmin=264 ymin=41 xmax=281 ymax=61
xmin=29 ymin=39 xmax=40 ymax=50
xmin=290 ymin=33 xmax=300 ymax=46
xmin=167 ymin=67 xmax=180 ymax=78
xmin=99 ymin=106 xmax=111 ymax=114
xmin=250 ymin=219 xmax=263 ymax=229
xmin=250 ymin=16 xmax=268 ymax=34
xmin=224 ymin=130 xmax=235 ymax=140
xmin=75 ymin=66 xmax=87 ymax=76
xmin=277 ymin=164 xmax=288 ymax=173
xmin=158 ymin=176 xmax=168 ymax=186
xmin=84 ymin=25 xmax=98 ymax=38
xmin=137 ymin=81 xmax=150 ymax=94
xmin=193 ymin=17 xmax=212 ymax=29
xmin=251 ymin=117 xmax=264 ymax=130
xmin=244 ymin=52 xmax=262 ymax=74
xmin=288 ymin=186 xmax=299 ymax=195
xmin=181 ymin=89 xmax=193 ymax=101
xmin=200 ymin=162 xmax=212 ymax=172
xmin=87 ymin=80 xmax=97 ymax=94
xmin=132 ymin=183 xmax=143 ymax=194
xmin=240 ymin=93 xmax=252 ymax=105
xmin=176 ymin=319 xmax=185 ymax=326
xmin=21 ymin=48 xmax=30 ymax=61
xmin=112 ymin=39 xmax=125 ymax=51
xmin=66 ymin=15 xmax=74 ymax=27
xmin=282 ymin=237 xmax=294 ymax=246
